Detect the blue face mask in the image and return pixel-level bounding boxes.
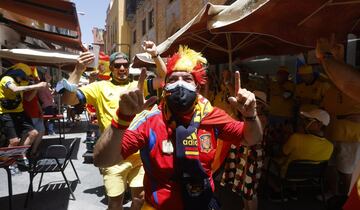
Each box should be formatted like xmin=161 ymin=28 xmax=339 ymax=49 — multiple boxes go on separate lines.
xmin=165 ymin=80 xmax=197 ymax=113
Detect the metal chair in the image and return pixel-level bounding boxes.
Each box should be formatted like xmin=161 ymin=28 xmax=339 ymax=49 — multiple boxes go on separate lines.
xmin=24 ymin=138 xmax=81 ymax=207
xmin=268 ymin=159 xmax=328 ymax=209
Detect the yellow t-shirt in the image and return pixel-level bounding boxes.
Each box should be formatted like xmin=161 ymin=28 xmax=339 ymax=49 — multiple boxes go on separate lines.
xmin=213 ymin=84 xmax=237 ymax=119
xmin=0 ymin=76 xmax=23 ymax=113
xmin=80 ymin=79 xmax=150 ymax=165
xmin=269 ymin=80 xmax=295 ymax=117
xmin=80 ymin=80 xmax=149 ymax=132
xmin=281 ymin=133 xmax=333 ymax=176
xmin=322 ymin=85 xmax=360 ymax=116
xmin=322 ymin=85 xmax=360 ymax=142
xmin=295 ymin=80 xmax=330 ymax=112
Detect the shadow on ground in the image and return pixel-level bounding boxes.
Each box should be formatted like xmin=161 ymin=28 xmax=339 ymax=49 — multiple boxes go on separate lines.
xmin=0 ymin=181 xmax=78 ymax=210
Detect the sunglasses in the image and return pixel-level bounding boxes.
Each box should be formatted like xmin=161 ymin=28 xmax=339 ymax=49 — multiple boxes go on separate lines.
xmin=113 ymin=63 xmax=129 ymax=69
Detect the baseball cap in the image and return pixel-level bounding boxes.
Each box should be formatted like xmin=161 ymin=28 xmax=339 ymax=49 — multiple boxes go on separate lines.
xmin=300 ymin=109 xmax=330 ymax=126
xmin=109 ymin=52 xmax=129 ymax=65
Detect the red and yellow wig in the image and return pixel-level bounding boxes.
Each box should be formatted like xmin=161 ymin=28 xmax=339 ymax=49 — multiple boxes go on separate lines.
xmin=166 ymin=46 xmax=207 ymax=85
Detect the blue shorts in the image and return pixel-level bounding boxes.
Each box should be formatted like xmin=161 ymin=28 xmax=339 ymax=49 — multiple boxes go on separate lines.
xmin=31 ymin=118 xmax=45 ymax=132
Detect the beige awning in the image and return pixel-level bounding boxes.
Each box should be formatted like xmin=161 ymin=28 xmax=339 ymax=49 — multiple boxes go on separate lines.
xmin=134 ymin=0 xmax=360 ymax=69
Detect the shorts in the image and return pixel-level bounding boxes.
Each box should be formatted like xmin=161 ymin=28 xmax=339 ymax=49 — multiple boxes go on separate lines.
xmin=100 ymin=154 xmax=144 ymax=197
xmin=329 ymin=141 xmax=360 ymax=174
xmin=31 ymin=118 xmax=45 ymax=132
xmin=0 ymin=112 xmax=35 ymax=140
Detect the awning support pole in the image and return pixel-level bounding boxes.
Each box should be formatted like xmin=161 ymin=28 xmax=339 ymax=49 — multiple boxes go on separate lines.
xmin=298 ymin=0 xmax=332 ymax=26
xmin=226 ymin=33 xmax=233 ymax=72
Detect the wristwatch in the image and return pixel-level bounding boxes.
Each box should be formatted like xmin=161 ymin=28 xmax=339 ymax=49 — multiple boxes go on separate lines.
xmin=244 ymin=115 xmax=257 ymax=121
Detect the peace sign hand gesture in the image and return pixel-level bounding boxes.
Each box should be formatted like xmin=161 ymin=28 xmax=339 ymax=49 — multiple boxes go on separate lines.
xmin=228 ymin=71 xmax=257 ymax=117
xmin=118 ymin=69 xmax=158 ymax=116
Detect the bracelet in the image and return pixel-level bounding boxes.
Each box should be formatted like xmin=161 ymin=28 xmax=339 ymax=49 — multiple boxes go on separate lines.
xmin=151 ymin=53 xmax=160 ymax=59
xmin=111 ymin=109 xmax=135 ymax=129
xmin=244 ymin=115 xmax=257 ymax=121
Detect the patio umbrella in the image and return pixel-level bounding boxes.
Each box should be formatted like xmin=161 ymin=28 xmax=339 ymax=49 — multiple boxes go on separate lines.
xmin=0 ymin=0 xmax=85 ymax=51
xmin=0 ymin=48 xmax=78 ymax=64
xmin=133 ymin=0 xmax=360 ymax=70
xmin=0 ymin=48 xmax=79 ymax=71
xmin=211 ymin=0 xmax=360 ymax=48
xmin=133 ymin=1 xmax=310 ymax=69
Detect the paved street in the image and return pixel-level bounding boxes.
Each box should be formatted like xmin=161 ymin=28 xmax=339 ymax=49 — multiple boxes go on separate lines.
xmin=0 ymin=120 xmax=108 ymax=210
xmin=0 ymin=119 xmax=323 ymax=210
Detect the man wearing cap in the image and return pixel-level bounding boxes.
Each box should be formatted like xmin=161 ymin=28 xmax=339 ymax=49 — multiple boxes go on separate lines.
xmin=295 ymin=65 xmax=330 ymax=112
xmin=268 ymin=108 xmax=333 ymax=201
xmin=93 ymin=46 xmax=263 ymax=210
xmin=61 ymin=41 xmax=166 ymax=210
xmin=0 ymin=63 xmax=47 ymax=153
xmin=281 ymin=109 xmax=333 ymax=174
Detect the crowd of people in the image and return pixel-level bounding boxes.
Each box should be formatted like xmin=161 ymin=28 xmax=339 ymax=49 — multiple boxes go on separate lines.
xmin=0 ymin=36 xmax=359 ymax=210
xmin=0 ymin=64 xmax=57 ymax=156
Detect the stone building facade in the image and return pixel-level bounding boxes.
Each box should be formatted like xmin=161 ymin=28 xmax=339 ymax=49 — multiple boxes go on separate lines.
xmin=104 ymin=0 xmax=131 ymax=56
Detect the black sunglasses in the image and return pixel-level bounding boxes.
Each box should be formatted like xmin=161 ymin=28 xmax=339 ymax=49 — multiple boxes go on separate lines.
xmin=113 ymin=63 xmax=130 ymax=69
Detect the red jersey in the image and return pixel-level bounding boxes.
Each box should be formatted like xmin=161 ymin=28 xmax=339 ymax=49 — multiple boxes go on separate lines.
xmin=121 ymin=105 xmax=244 ymax=210
xmin=23 ymin=92 xmax=42 ymax=118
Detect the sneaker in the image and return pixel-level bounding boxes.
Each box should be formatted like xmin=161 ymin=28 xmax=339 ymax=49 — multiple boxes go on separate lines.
xmin=268 ymin=192 xmax=288 ymax=202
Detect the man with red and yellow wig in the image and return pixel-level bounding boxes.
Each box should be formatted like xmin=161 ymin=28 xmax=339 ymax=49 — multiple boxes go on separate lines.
xmin=0 ymin=63 xmax=47 ymax=152
xmin=94 ymin=46 xmax=263 ymax=210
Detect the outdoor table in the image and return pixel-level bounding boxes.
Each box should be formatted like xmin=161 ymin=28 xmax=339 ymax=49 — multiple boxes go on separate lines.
xmin=0 ymin=146 xmax=30 ymax=210
xmin=0 ymin=158 xmax=16 ymax=210
xmin=43 ymin=114 xmax=65 ymax=140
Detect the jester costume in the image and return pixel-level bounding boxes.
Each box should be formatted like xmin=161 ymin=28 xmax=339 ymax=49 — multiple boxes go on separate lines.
xmin=120 ymin=46 xmax=245 ymax=210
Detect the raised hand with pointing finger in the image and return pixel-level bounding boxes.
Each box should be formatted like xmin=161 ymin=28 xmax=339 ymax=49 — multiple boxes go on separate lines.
xmin=228 ymin=71 xmax=257 ymax=118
